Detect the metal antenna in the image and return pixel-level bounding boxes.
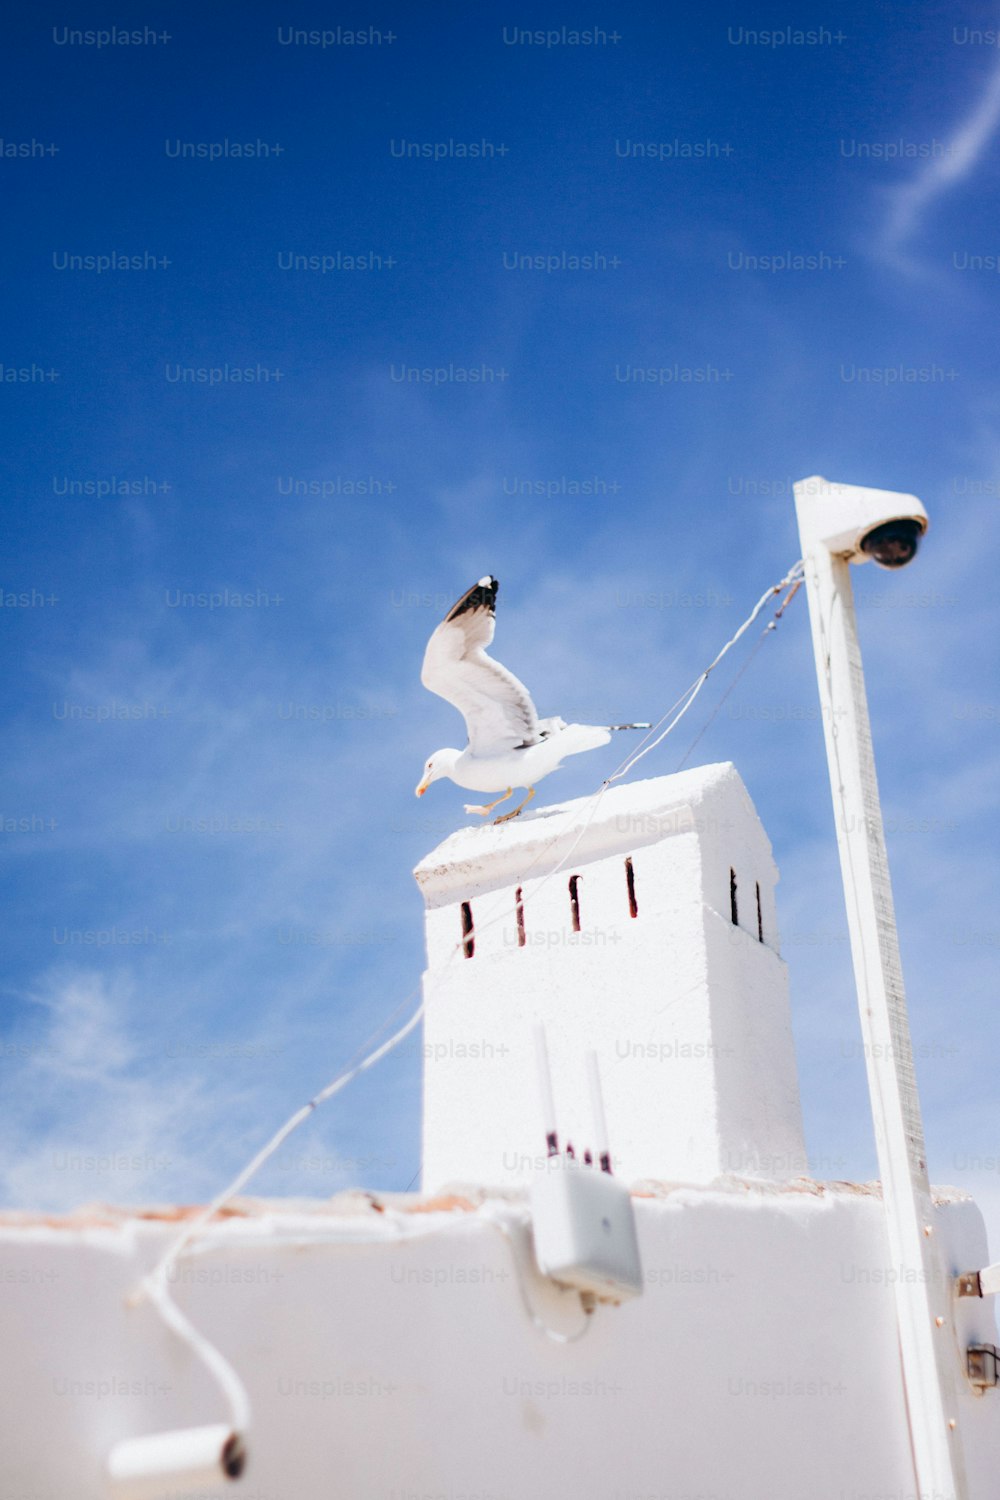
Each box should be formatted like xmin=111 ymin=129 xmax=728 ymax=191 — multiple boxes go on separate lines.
xmin=586 ymin=1051 xmax=612 ymax=1173
xmin=533 ymin=1024 xmax=559 ymax=1157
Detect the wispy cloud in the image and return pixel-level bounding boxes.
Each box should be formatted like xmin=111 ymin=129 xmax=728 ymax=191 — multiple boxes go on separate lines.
xmin=0 ymin=964 xmax=383 ymax=1211
xmin=877 ymin=53 xmax=1000 ymax=275
xmin=0 ymin=969 xmax=209 ymax=1208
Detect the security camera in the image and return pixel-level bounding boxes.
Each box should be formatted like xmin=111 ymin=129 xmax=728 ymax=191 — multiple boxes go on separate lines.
xmin=792 ymin=477 xmax=928 ymax=567
xmin=858 ymin=517 xmax=923 ymax=569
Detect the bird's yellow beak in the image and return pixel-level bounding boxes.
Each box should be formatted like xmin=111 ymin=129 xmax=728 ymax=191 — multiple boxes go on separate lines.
xmin=415 ymin=778 xmax=429 ymax=798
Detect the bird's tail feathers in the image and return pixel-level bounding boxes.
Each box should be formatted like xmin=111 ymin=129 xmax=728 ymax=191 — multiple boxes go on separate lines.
xmin=542 ymin=721 xmax=650 ymax=764
xmin=560 ymin=724 xmax=613 ymax=755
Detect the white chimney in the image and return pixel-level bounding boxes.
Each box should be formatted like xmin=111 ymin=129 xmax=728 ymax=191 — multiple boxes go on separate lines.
xmin=414 ymin=763 xmax=806 ymax=1191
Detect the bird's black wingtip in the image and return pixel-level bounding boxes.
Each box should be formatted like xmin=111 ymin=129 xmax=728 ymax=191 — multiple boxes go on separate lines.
xmin=445 ymin=575 xmax=499 ymax=622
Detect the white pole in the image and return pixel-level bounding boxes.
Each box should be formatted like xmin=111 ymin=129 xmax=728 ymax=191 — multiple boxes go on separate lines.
xmin=795 ymin=481 xmax=966 ymax=1500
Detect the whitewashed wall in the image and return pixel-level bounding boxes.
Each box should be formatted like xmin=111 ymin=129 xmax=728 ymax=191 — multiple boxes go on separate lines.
xmin=1 ymin=1183 xmax=998 ymax=1500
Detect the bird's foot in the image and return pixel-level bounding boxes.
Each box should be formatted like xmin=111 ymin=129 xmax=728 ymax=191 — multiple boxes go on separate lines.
xmin=494 ymin=787 xmax=536 ymax=824
xmin=465 ymin=787 xmax=513 ymax=817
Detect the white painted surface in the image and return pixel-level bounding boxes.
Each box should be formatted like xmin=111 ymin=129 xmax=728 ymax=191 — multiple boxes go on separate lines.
xmin=415 ymin=765 xmax=805 ymax=1190
xmin=1 ymin=1184 xmax=998 ymax=1500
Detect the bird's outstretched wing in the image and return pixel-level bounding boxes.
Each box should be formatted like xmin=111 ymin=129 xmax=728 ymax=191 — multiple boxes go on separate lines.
xmin=420 ymin=576 xmax=543 ymax=755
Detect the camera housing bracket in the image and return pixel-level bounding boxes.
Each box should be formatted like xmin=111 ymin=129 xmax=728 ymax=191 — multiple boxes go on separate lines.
xmin=793 ymin=476 xmax=928 ymax=566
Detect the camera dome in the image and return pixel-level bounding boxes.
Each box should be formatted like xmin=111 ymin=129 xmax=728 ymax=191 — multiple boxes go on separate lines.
xmin=859 ymin=517 xmax=923 ymax=569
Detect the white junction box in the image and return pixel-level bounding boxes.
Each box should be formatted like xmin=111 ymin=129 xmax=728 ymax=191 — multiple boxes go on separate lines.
xmin=530 ymin=1155 xmax=643 ymax=1303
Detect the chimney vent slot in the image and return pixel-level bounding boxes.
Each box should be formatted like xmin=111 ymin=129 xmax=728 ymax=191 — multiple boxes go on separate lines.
xmin=568 ymin=875 xmax=581 ymax=933
xmin=730 ymin=868 xmax=738 ymax=926
xmin=625 ymin=857 xmax=638 ymax=918
xmin=460 ymin=901 xmax=475 ymax=958
xmin=515 ymin=886 xmax=526 ymax=948
xmin=756 ymin=881 xmax=764 ymax=943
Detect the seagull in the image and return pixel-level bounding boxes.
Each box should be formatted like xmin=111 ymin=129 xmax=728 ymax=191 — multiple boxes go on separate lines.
xmin=415 ymin=576 xmax=650 ymax=822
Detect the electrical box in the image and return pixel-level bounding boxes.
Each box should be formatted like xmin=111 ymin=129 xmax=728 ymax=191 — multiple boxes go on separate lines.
xmin=530 ymin=1155 xmax=643 ymax=1304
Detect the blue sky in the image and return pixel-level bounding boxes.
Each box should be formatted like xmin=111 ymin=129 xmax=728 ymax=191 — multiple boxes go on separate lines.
xmin=2 ymin=4 xmax=999 ymax=1245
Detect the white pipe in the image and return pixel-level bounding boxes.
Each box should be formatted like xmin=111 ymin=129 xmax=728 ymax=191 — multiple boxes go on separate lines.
xmin=107 ymin=1424 xmax=245 ymax=1498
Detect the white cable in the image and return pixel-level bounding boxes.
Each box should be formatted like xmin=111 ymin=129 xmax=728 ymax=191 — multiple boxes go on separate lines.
xmin=605 ymin=559 xmax=804 ymax=786
xmin=484 ymin=1213 xmax=595 ymax=1344
xmin=141 ymin=993 xmax=428 ymax=1296
xmin=134 ymin=992 xmax=431 ymax=1420
xmin=144 ymin=1272 xmax=252 ymax=1433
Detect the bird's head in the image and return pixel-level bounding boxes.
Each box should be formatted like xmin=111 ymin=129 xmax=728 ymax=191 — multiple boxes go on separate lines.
xmin=415 ymin=749 xmax=460 ymax=797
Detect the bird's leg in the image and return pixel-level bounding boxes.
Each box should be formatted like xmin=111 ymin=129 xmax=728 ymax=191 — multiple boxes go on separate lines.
xmin=494 ymin=787 xmax=535 ymax=824
xmin=464 ymin=787 xmax=513 ymax=817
